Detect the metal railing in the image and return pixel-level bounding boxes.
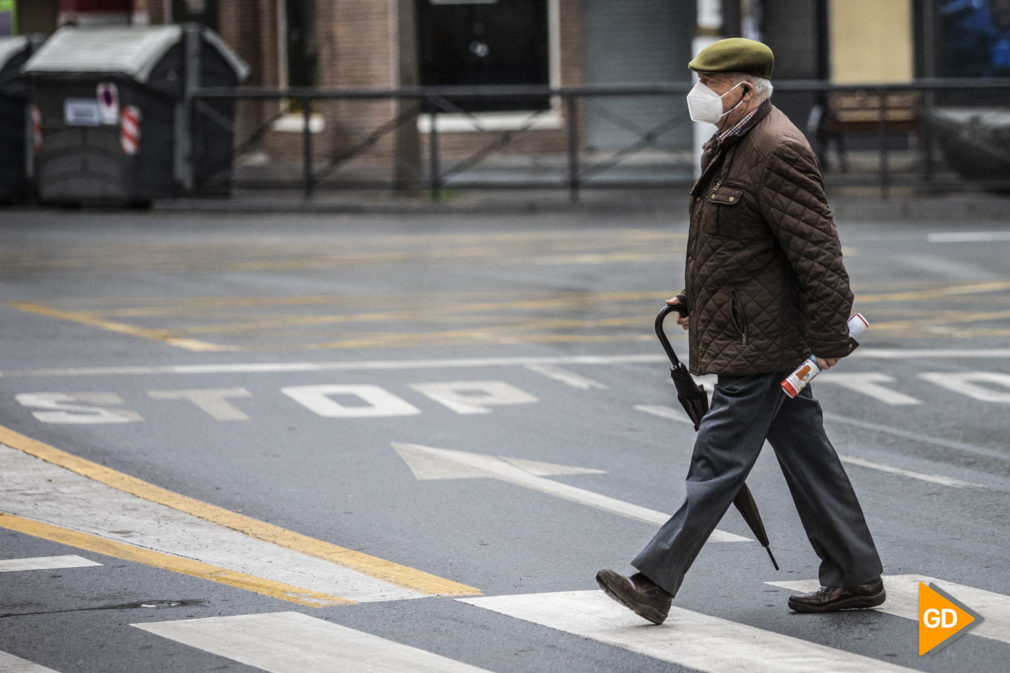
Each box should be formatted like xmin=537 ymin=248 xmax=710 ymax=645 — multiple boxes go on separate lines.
xmin=190 ymin=79 xmax=1010 ymax=200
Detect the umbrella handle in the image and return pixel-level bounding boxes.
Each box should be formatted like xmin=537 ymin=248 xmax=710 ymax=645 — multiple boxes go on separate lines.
xmin=655 ymin=304 xmax=687 ymax=367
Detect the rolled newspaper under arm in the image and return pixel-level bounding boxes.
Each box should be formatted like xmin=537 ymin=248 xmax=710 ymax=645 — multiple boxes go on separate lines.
xmin=781 ymin=313 xmax=869 ymax=398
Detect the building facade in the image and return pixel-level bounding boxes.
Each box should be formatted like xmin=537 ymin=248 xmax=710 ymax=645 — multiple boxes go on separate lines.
xmin=7 ymin=1 xmax=1006 ymax=187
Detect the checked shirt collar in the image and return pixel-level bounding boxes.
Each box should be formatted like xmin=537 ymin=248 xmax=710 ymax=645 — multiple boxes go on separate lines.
xmin=718 ymin=107 xmax=759 ymax=143
xmin=704 ymin=105 xmax=761 ymax=156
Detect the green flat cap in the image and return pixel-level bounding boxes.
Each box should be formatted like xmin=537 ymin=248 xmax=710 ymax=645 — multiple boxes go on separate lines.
xmin=689 ymin=38 xmax=774 ymax=79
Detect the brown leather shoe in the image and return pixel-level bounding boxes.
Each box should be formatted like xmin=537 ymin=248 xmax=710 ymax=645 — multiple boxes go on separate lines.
xmin=595 ymin=569 xmax=672 ymax=625
xmin=788 ymin=578 xmax=886 ymax=613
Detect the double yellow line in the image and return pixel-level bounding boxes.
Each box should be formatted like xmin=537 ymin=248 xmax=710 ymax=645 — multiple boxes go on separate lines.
xmin=0 ymin=425 xmax=479 ymax=607
xmin=6 ymin=302 xmax=228 ymax=352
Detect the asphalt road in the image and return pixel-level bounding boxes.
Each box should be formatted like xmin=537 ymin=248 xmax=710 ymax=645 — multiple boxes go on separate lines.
xmin=1 ymin=203 xmax=1008 ymax=672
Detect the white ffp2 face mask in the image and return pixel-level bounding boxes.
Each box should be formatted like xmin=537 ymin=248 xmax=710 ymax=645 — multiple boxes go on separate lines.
xmin=686 ymin=81 xmax=746 ymax=124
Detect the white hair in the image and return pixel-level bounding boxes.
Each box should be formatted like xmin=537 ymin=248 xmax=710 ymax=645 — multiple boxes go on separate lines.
xmin=736 ymin=74 xmax=773 ymax=102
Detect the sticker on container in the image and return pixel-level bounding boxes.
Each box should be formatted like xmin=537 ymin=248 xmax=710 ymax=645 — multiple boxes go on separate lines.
xmin=97 ymin=82 xmax=119 ymax=125
xmin=64 ymin=99 xmax=101 ymax=127
xmin=31 ymin=105 xmax=42 ymax=151
xmin=121 ymin=105 xmax=141 ymax=155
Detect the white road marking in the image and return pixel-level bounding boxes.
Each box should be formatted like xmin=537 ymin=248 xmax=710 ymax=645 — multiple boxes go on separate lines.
xmin=768 ymin=575 xmax=1010 ymax=646
xmin=0 ymin=555 xmax=102 ymax=572
xmin=634 ymin=404 xmax=695 ymax=425
xmin=0 ymin=444 xmax=423 ymax=603
xmin=824 ymin=412 xmax=1007 ymax=462
xmin=393 ymin=442 xmax=749 ymax=543
xmin=838 ymin=455 xmax=982 ymax=488
xmin=13 ymin=393 xmax=142 ymax=424
xmin=134 ymin=611 xmax=494 ymax=673
xmin=0 ymin=355 xmax=665 ymax=379
xmin=857 ymin=349 xmax=1010 ymax=359
xmin=0 ymin=651 xmax=62 ymax=673
xmin=280 ymin=384 xmax=421 ymax=418
xmin=635 ymin=407 xmax=983 ymax=488
xmin=524 ymin=364 xmax=609 ymax=389
xmin=146 ymin=388 xmax=252 ymax=421
xmin=4 ymin=349 xmax=1010 ymax=379
xmin=460 ymin=590 xmax=918 ymax=673
xmin=919 ymin=371 xmax=1010 ymax=403
xmin=816 ymin=372 xmax=922 ymax=405
xmin=928 ymin=232 xmax=1010 ymax=243
xmin=409 ymin=380 xmax=538 ymax=414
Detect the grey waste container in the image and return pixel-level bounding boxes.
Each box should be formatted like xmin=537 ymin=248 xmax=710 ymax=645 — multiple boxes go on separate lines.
xmin=0 ymin=35 xmax=32 ymax=203
xmin=24 ymin=25 xmax=248 ymax=205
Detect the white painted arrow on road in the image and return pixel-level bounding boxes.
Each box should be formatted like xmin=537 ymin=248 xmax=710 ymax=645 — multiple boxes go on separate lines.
xmin=392 ymin=443 xmax=749 ymax=543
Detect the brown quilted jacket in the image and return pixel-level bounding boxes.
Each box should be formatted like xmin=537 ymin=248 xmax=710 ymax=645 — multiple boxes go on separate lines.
xmin=684 ymin=101 xmax=855 ymax=375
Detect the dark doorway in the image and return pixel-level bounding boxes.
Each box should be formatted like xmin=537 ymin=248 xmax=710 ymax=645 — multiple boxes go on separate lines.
xmin=416 ymin=0 xmax=550 ymax=112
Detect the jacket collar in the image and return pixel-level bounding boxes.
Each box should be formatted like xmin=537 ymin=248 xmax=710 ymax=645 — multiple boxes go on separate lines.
xmin=705 ymin=99 xmax=772 ymax=156
xmin=693 ymin=100 xmax=773 ymax=195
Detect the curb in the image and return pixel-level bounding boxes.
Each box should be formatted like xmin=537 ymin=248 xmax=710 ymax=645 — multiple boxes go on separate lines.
xmin=151 ymin=190 xmax=1010 ymax=221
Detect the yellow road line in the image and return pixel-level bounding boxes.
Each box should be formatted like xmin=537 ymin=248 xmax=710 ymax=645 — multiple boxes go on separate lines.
xmin=174 ymin=299 xmax=660 ymax=336
xmin=0 ymin=513 xmax=352 ymax=608
xmin=6 ymin=302 xmax=230 ymax=352
xmin=866 ymin=309 xmax=1010 ymax=332
xmin=5 ymin=292 xmax=670 ymax=351
xmin=857 ymin=280 xmax=1010 ymax=303
xmin=68 ymin=290 xmax=658 ymax=318
xmin=296 ymin=331 xmax=655 ymax=351
xmin=239 ymin=314 xmax=654 ymax=350
xmin=0 ymin=425 xmax=480 ymax=598
xmin=33 ymin=277 xmax=1010 ymax=353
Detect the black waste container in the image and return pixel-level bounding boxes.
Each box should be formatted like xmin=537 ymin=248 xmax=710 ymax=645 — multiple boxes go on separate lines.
xmin=0 ymin=36 xmax=32 ymax=202
xmin=24 ymin=25 xmax=248 ymax=204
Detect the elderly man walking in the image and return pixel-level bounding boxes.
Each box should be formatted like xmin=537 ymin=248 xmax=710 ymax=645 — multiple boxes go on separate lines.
xmin=596 ymin=38 xmax=884 ymax=625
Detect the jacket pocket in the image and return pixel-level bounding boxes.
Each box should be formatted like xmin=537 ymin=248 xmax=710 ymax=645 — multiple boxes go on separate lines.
xmin=730 ymin=290 xmax=748 ymax=346
xmin=709 ymin=184 xmax=744 ymax=205
xmin=707 ymin=183 xmax=745 ymax=239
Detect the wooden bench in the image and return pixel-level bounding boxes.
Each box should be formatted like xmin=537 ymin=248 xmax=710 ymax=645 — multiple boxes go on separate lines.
xmin=808 ymin=90 xmax=920 ymax=172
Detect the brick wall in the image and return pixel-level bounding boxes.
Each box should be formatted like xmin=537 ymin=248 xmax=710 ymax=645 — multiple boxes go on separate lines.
xmin=144 ymin=0 xmax=165 ymax=24
xmin=154 ymin=0 xmax=587 ymax=186
xmin=218 ymin=0 xmax=287 ymax=164
xmin=323 ymin=0 xmax=397 ymax=158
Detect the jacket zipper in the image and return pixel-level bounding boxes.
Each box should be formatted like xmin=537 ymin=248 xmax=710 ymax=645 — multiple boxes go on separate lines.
xmin=730 ymin=290 xmax=748 ymax=346
xmin=710 ymin=180 xmax=722 ymax=234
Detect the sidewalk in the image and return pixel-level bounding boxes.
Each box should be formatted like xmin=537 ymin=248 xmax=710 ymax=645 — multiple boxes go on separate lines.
xmin=153 ymin=185 xmax=1010 ymax=221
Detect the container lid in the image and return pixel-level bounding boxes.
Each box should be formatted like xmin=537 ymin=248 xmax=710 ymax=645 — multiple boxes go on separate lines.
xmin=23 ymin=25 xmax=248 ymax=83
xmin=0 ymin=35 xmax=29 ymax=71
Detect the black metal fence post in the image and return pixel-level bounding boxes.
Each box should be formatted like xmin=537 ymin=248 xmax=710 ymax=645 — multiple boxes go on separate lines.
xmin=922 ymin=89 xmax=935 ymax=184
xmin=302 ymin=97 xmax=314 ymax=198
xmin=427 ymin=99 xmax=441 ymax=200
xmin=187 ymin=79 xmax=1010 ymax=197
xmin=566 ymin=93 xmax=580 ymax=203
xmin=878 ymin=85 xmax=890 ymax=197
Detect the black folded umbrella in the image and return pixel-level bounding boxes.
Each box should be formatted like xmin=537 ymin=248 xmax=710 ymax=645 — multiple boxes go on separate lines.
xmin=655 ymin=303 xmax=779 ymax=571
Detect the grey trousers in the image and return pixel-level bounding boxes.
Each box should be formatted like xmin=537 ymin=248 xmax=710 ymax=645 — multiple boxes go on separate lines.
xmin=632 ymin=372 xmax=882 ymax=598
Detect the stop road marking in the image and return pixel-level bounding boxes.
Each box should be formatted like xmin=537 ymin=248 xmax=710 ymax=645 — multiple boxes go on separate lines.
xmin=16 ymin=380 xmax=539 ymax=423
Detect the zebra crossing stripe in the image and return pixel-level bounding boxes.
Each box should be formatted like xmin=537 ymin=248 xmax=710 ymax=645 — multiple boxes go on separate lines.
xmin=0 ymin=650 xmax=62 ymax=672
xmin=768 ymin=574 xmax=1010 ymax=646
xmin=0 ymin=425 xmax=479 ymax=599
xmin=0 ymin=513 xmax=352 ymax=608
xmin=0 ymin=555 xmax=101 ymax=572
xmin=134 ymin=611 xmax=494 ymax=673
xmin=0 ymin=443 xmax=422 ymax=604
xmin=459 ymin=590 xmax=919 ymax=673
